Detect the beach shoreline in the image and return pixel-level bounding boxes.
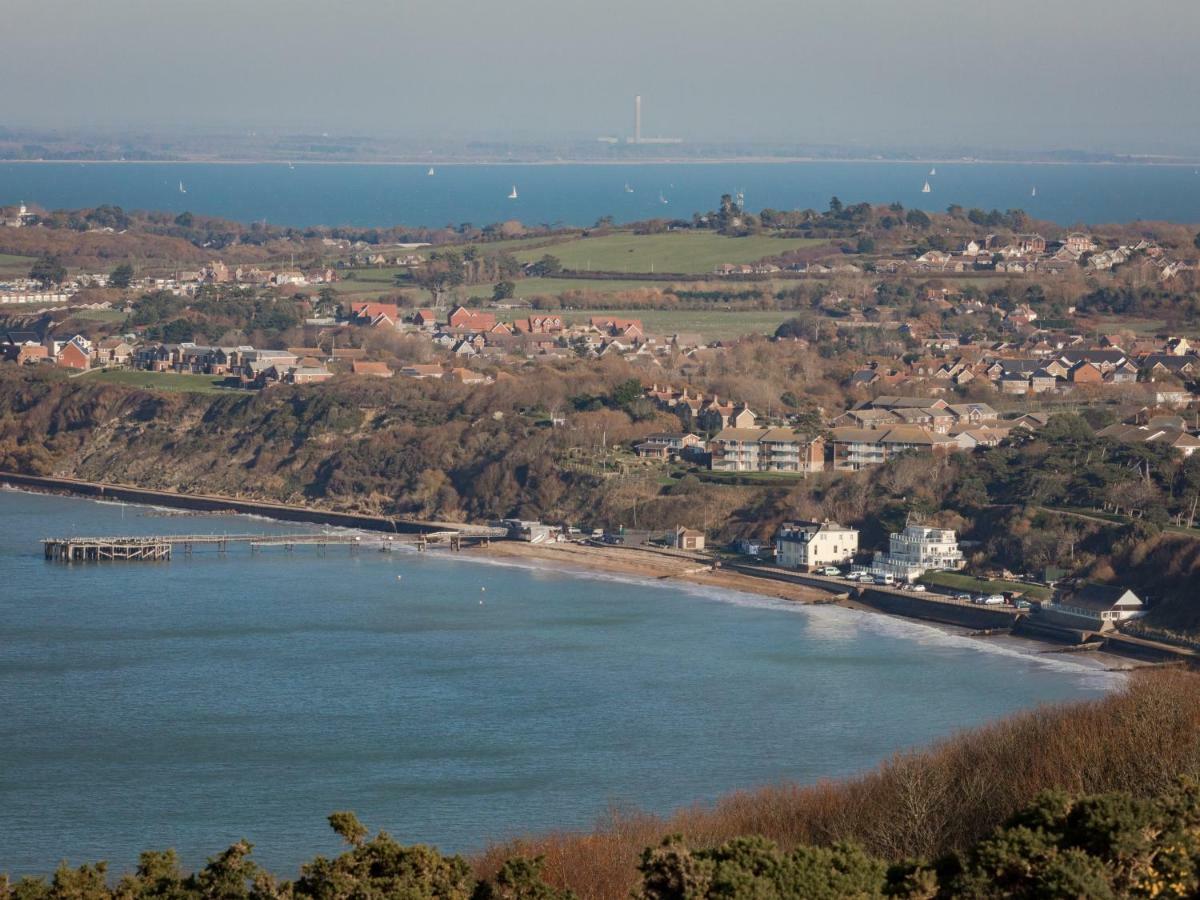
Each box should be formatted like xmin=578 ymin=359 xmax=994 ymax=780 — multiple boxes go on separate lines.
xmin=0 ymin=479 xmax=1160 ymax=671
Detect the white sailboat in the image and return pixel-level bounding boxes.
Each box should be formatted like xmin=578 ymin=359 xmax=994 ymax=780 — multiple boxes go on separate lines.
xmin=428 ymin=167 xmax=436 ymax=176
xmin=929 ymin=167 xmax=937 ymax=176
xmin=659 ymin=191 xmax=669 ymax=204
xmin=178 ymin=181 xmax=187 ymax=194
xmin=1031 ymin=186 xmax=1038 ymax=198
xmin=624 ymin=182 xmax=634 ymax=193
xmin=921 ymin=180 xmax=931 ymax=194
xmin=508 ymin=185 xmax=518 ymax=200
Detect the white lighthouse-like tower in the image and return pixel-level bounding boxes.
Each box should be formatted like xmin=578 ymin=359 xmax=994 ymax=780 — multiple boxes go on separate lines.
xmin=634 ymin=95 xmax=642 ymax=144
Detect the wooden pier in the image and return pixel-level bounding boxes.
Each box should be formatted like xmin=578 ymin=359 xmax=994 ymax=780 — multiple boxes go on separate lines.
xmin=44 ymin=537 xmax=175 ymax=562
xmin=43 ymin=532 xmax=373 ymax=563
xmin=43 ymin=530 xmax=493 ymax=562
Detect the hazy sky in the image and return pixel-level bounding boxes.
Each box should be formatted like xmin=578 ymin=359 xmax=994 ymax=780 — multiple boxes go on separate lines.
xmin=5 ymin=0 xmax=1199 ymax=153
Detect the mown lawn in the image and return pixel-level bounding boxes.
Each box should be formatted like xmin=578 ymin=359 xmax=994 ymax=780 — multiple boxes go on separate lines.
xmin=512 ymin=231 xmax=826 ymax=274
xmin=0 ymin=252 xmax=35 ymax=277
xmin=918 ymin=571 xmax=1051 ymax=601
xmin=76 ymin=369 xmax=246 ymax=395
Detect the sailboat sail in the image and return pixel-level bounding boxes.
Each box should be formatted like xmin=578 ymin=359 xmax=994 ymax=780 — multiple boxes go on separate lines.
xmin=508 ymin=185 xmax=518 ymax=199
xmin=178 ymin=181 xmax=187 ymax=194
xmin=921 ymin=181 xmax=931 ymax=193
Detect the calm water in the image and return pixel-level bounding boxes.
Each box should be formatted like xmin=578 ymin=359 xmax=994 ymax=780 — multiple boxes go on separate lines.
xmin=0 ymin=490 xmax=1116 ymax=877
xmin=2 ymin=161 xmax=1199 ymax=228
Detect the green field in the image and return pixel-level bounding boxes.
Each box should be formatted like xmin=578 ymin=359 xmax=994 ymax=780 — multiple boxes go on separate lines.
xmin=512 ymin=232 xmax=826 ymax=275
xmin=77 ymin=369 xmax=245 ymax=395
xmin=0 ymin=253 xmax=34 ymax=277
xmin=917 ymin=571 xmax=1051 ymax=601
xmin=558 ymin=308 xmax=797 ymax=339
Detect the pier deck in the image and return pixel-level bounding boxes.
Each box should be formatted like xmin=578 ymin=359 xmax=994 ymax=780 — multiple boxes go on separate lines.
xmin=43 ymin=529 xmax=492 ymax=562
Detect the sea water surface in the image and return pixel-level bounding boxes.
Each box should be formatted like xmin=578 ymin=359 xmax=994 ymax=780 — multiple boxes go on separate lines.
xmin=2 ymin=161 xmax=1200 ymax=228
xmin=0 ymin=490 xmax=1117 ymax=877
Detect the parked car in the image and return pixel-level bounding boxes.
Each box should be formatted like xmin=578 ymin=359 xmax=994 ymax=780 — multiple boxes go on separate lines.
xmin=955 ymin=592 xmax=973 ymax=602
xmin=982 ymin=594 xmax=1005 ymax=605
xmin=873 ymin=574 xmax=895 ymax=586
xmin=911 ymin=584 xmax=927 ymax=592
xmin=819 ymin=566 xmax=842 ymax=577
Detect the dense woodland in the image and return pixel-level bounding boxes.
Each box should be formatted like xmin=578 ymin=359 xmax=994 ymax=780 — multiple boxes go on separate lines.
xmin=7 ymin=672 xmax=1200 ymax=899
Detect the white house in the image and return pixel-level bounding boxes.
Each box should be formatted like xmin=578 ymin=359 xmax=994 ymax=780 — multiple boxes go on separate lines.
xmin=870 ymin=523 xmax=965 ymax=582
xmin=1039 ymin=584 xmax=1145 ymax=632
xmin=775 ymin=521 xmax=859 ymax=571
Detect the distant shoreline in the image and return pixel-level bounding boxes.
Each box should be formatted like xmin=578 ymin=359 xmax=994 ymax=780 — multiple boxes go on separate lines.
xmin=4 ymin=157 xmax=1200 ymax=168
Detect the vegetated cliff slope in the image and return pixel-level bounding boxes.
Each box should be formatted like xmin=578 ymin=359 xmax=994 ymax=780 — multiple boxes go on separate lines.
xmin=0 ymin=366 xmax=758 ymax=529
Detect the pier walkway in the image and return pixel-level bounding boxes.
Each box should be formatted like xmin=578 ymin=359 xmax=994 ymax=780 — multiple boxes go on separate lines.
xmin=43 ymin=528 xmax=495 ymax=562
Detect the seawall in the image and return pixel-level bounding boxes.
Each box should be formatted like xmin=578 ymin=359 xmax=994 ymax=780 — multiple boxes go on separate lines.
xmin=0 ymin=472 xmax=499 ymax=537
xmin=854 ymin=588 xmax=1023 ymax=630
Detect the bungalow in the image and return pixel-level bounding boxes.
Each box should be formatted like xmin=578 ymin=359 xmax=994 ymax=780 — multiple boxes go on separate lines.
xmin=634 ymin=432 xmax=704 ymax=461
xmin=351 ymin=360 xmax=392 ymax=378
xmin=1040 ymin=583 xmax=1145 ymax=632
xmin=399 ymin=364 xmax=445 ymax=379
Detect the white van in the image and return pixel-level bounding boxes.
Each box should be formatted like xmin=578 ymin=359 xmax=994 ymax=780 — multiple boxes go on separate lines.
xmin=873 ymin=574 xmax=895 ymax=586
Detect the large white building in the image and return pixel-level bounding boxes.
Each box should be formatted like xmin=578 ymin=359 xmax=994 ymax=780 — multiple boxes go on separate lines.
xmin=775 ymin=521 xmax=859 ymax=571
xmin=870 ymin=524 xmax=965 ymax=582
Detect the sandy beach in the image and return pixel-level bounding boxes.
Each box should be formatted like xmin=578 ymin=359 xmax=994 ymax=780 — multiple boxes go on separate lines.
xmin=468 ymin=539 xmax=838 ymax=606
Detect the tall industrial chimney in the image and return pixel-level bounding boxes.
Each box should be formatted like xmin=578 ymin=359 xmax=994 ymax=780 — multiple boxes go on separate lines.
xmin=634 ymin=95 xmax=642 ymax=144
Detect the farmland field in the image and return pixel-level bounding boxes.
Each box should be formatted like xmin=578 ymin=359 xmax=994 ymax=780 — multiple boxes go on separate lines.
xmin=512 ymin=231 xmax=826 ymax=274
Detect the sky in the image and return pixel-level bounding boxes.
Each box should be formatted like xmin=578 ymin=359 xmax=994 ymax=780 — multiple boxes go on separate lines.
xmin=5 ymin=0 xmax=1199 ymax=154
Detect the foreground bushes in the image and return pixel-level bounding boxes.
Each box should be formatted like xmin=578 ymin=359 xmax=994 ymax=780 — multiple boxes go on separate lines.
xmin=12 ymin=783 xmax=1200 ymax=899
xmin=478 ymin=670 xmax=1200 ymax=896
xmin=7 ymin=672 xmax=1200 ymax=899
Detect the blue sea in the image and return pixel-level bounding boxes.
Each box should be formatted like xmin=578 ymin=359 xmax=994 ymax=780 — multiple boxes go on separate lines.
xmin=0 ymin=490 xmax=1117 ymax=877
xmin=1 ymin=160 xmax=1199 ymax=229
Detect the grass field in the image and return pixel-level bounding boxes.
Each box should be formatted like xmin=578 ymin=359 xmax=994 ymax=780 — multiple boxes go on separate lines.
xmin=512 ymin=232 xmax=826 ymax=275
xmin=76 ymin=369 xmax=245 ymax=395
xmin=917 ymin=571 xmax=1051 ymax=601
xmin=0 ymin=252 xmax=34 ymax=277
xmin=558 ymin=307 xmax=797 ymax=339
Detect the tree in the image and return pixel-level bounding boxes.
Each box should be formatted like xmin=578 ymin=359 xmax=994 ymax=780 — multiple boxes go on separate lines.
xmin=493 ymin=281 xmax=516 ymax=302
xmin=328 ymin=811 xmax=368 ymax=847
xmin=174 ymin=211 xmax=195 ymax=228
xmin=609 ymin=378 xmax=643 ymax=408
xmin=1194 ymin=231 xmax=1200 ymax=250
xmin=109 ymin=263 xmax=135 ymax=289
xmin=29 ymin=255 xmax=67 ymax=287
xmin=905 ymin=209 xmax=932 ymax=229
xmin=528 ymin=255 xmax=562 ymax=277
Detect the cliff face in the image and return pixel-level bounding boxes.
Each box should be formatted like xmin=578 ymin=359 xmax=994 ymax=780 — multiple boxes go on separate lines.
xmin=1 ymin=368 xmax=721 ymax=529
